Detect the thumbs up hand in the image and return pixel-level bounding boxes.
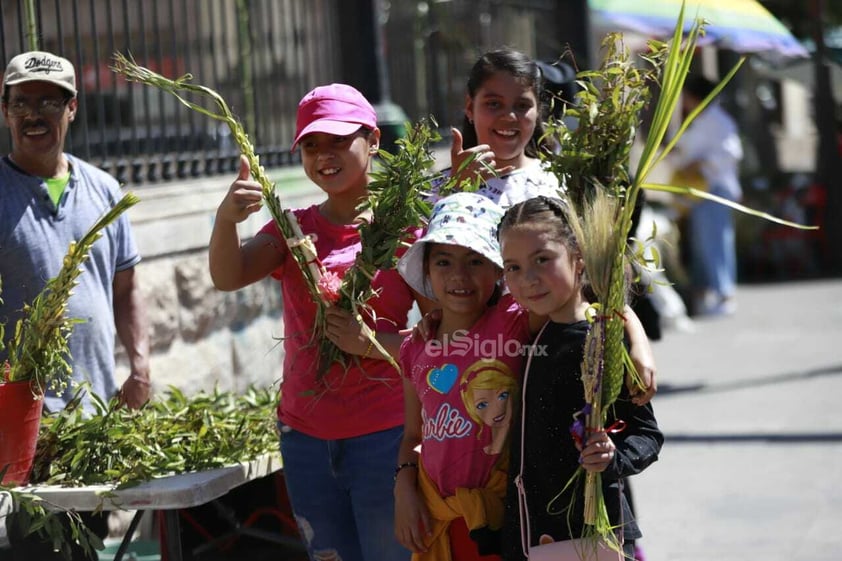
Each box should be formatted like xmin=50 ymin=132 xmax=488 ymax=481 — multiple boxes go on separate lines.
xmin=217 ymin=155 xmax=264 ymax=224
xmin=449 ymin=127 xmax=515 ymax=187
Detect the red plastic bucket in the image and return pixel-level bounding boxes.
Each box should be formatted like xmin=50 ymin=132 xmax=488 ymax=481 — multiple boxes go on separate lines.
xmin=0 ymin=380 xmax=43 ymax=486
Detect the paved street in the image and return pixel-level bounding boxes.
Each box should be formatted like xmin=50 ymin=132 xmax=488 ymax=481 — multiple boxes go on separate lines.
xmin=630 ymin=278 xmax=842 ymax=561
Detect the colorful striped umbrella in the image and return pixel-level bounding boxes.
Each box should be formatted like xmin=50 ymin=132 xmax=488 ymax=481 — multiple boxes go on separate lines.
xmin=589 ymin=0 xmax=809 ymax=58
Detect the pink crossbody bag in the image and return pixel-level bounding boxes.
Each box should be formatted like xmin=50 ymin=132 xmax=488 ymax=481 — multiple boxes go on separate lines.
xmin=514 ymin=323 xmax=623 ymax=561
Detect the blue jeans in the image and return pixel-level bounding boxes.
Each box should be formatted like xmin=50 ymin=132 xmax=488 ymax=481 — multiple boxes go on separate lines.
xmin=278 ymin=423 xmax=410 ymax=561
xmin=690 ymin=197 xmax=737 ymax=298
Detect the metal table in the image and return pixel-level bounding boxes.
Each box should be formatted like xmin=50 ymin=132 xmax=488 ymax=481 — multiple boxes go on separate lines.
xmin=10 ymin=453 xmax=300 ymax=561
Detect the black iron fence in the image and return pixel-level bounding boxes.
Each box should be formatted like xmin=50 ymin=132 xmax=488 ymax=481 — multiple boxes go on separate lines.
xmin=1 ymin=0 xmax=566 ymax=186
xmin=1 ymin=0 xmax=340 ymax=185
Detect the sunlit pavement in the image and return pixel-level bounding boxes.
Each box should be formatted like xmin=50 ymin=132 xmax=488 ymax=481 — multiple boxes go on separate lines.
xmin=632 ymin=278 xmax=842 ymax=561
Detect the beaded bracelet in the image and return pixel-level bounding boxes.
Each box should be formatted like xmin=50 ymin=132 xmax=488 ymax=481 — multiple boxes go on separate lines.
xmin=393 ymin=462 xmax=418 ymax=481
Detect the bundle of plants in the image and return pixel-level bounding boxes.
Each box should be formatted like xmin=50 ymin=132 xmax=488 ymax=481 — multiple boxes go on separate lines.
xmin=29 ymin=385 xmax=280 ymax=488
xmin=540 ymin=5 xmax=715 ymax=552
xmin=541 ymin=33 xmax=664 ymax=552
xmin=541 ymin=2 xmax=814 ymax=551
xmin=111 ymin=56 xmax=477 ymax=382
xmin=0 ymin=385 xmax=278 ymax=559
xmin=111 ymin=53 xmax=328 ymax=308
xmin=0 ymin=192 xmax=140 ymax=559
xmin=1 ymin=193 xmax=140 ymax=395
xmin=314 ymin=118 xmax=472 ymax=378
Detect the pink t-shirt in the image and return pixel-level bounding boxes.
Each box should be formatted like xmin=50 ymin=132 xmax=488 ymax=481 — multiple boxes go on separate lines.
xmin=259 ymin=205 xmax=416 ymax=439
xmin=400 ymin=294 xmax=530 ymax=496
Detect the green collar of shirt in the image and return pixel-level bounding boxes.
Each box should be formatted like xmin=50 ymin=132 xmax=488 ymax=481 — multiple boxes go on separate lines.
xmin=44 ymin=171 xmax=71 ymax=206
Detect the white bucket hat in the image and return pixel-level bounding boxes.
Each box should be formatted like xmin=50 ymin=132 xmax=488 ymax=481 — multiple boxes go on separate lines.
xmin=398 ymin=192 xmax=504 ymax=300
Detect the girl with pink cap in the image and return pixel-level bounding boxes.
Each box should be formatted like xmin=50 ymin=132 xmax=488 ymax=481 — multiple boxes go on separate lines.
xmin=209 ymin=83 xmax=434 ymax=561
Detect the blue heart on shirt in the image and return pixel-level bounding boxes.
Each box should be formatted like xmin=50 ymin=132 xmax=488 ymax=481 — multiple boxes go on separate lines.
xmin=427 ymin=364 xmax=458 ymax=394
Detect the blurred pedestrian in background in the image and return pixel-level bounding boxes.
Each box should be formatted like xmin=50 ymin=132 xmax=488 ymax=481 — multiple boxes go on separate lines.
xmin=669 ymin=74 xmax=743 ymax=317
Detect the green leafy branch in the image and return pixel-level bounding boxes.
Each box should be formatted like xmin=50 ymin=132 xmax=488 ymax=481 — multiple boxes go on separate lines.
xmin=316 ymin=118 xmax=467 ymax=379
xmin=2 ymin=193 xmax=140 ymax=395
xmin=30 ymin=385 xmax=279 ymax=487
xmin=0 ymin=480 xmax=103 ymax=561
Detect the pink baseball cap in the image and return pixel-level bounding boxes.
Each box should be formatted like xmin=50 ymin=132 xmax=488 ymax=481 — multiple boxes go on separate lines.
xmin=292 ymin=83 xmax=377 ymax=149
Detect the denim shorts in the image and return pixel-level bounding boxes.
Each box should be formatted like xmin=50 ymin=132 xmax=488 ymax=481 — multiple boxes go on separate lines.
xmin=278 ymin=423 xmax=410 ymax=561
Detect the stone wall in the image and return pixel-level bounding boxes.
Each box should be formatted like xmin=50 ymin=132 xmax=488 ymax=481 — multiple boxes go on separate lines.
xmin=114 ymin=166 xmax=323 ymax=397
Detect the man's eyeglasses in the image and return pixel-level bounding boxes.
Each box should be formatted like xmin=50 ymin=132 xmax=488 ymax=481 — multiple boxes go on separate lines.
xmin=5 ymin=97 xmax=71 ymax=117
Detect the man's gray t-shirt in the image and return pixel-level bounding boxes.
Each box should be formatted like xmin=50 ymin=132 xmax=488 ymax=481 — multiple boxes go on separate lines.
xmin=0 ymin=154 xmax=140 ymax=412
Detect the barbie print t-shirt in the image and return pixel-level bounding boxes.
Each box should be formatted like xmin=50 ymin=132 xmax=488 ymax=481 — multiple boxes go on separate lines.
xmin=400 ymin=294 xmax=530 ymax=495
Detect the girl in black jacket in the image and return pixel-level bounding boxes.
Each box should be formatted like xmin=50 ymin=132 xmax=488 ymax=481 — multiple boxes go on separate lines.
xmin=497 ymin=196 xmax=664 ymax=560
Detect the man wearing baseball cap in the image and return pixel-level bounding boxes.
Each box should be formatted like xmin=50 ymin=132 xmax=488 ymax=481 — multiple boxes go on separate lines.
xmin=1 ymin=50 xmax=151 ymax=560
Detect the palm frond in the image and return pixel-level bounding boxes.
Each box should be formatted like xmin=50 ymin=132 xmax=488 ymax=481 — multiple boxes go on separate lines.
xmin=111 ymin=52 xmax=326 ymax=306
xmin=317 ymin=118 xmax=462 ymax=377
xmin=4 ymin=193 xmax=139 ymax=395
